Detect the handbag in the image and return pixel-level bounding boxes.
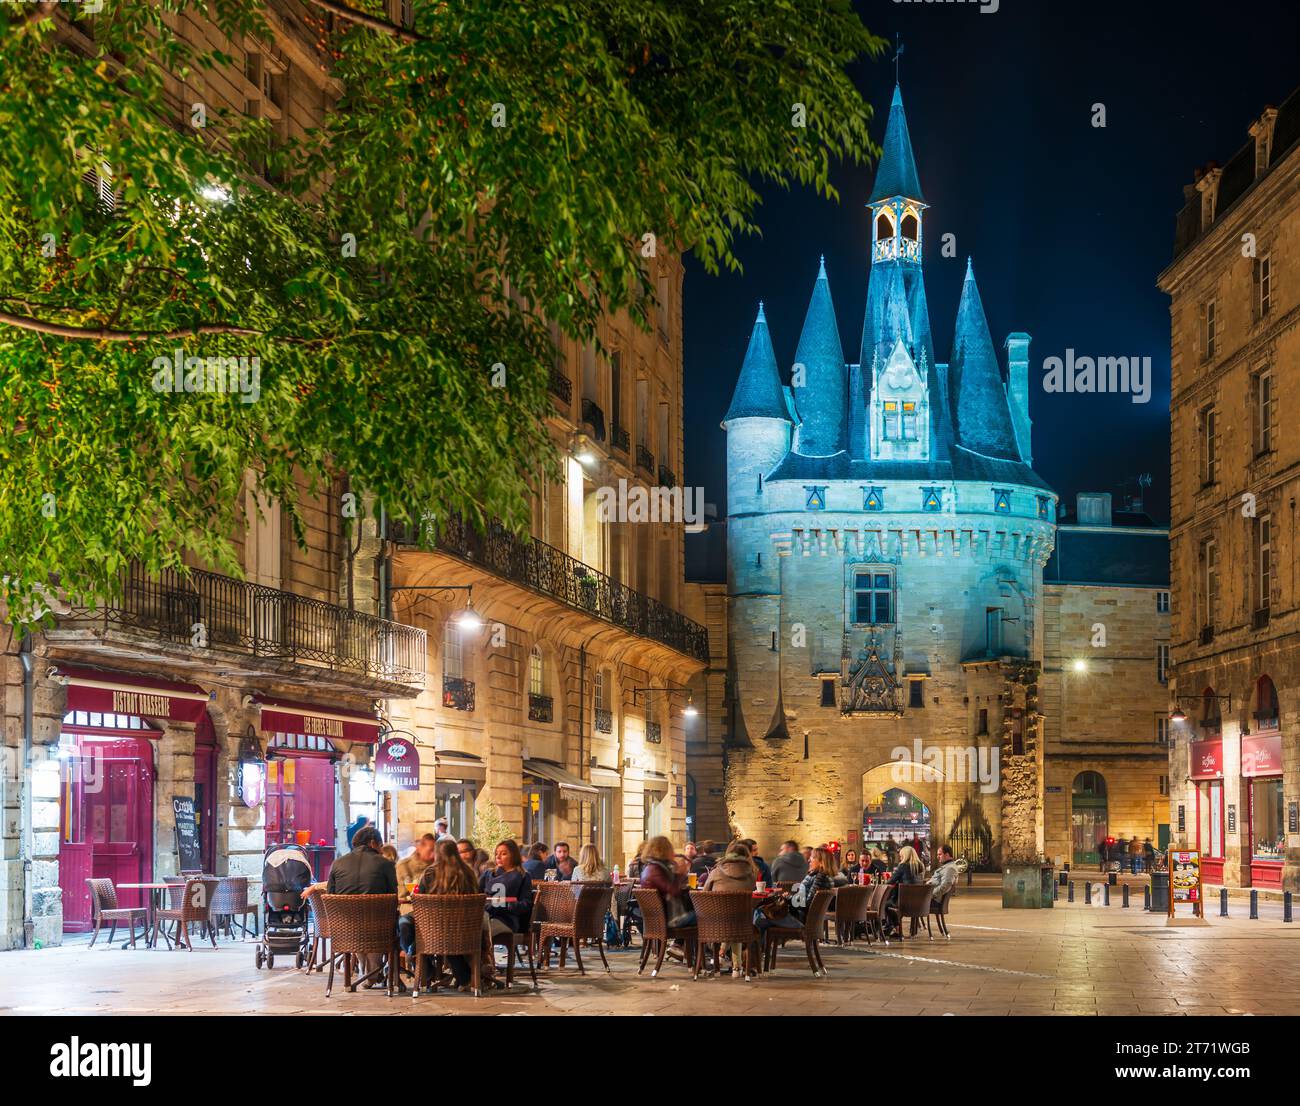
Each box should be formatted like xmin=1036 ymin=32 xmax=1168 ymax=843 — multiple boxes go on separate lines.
xmin=759 ymin=897 xmax=790 ymax=921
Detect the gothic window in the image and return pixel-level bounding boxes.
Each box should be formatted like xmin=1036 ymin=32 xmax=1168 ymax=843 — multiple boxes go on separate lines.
xmin=852 ymin=569 xmax=894 ymax=625
xmin=994 ymin=488 xmax=1011 ymax=514
xmin=875 ymin=211 xmax=894 ymax=242
xmin=881 ymin=401 xmax=919 ymax=441
xmin=985 ymin=608 xmax=1003 ymax=656
xmin=922 ymin=487 xmax=942 ymax=512
xmin=1037 ymin=495 xmax=1051 ymax=520
xmin=805 ymin=486 xmax=826 ymax=510
xmin=908 ymin=679 xmax=924 ymax=709
xmin=863 ymin=486 xmax=884 ymax=512
xmin=820 ymin=678 xmax=837 ymax=708
xmin=900 ymin=212 xmax=919 ymax=241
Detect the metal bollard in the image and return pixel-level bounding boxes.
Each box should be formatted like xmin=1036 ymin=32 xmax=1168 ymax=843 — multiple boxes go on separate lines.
xmin=1250 ymin=890 xmax=1259 ymax=919
xmin=966 ymin=867 xmax=972 ymax=887
xmin=1085 ymin=881 xmax=1092 ymax=905
xmin=1103 ymin=882 xmax=1110 ymax=906
xmin=1285 ymin=892 xmax=1293 ymax=923
xmin=1220 ymin=888 xmax=1229 ymax=917
xmin=1108 ymin=871 xmax=1118 ymax=887
xmin=1122 ymin=884 xmax=1130 ymax=908
xmin=1143 ymin=884 xmax=1151 ymax=911
xmin=1068 ymin=880 xmax=1075 ymax=903
xmin=1053 ymin=880 xmax=1059 ymax=901
xmin=1059 ymin=871 xmax=1068 ymax=886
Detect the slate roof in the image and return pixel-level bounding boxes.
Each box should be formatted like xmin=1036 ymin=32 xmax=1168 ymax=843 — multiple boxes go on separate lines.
xmin=723 ymin=302 xmax=789 ymax=422
xmin=1044 ymin=527 xmax=1170 ymax=587
xmin=869 ymin=84 xmax=924 ymax=204
xmin=949 ymin=260 xmax=1021 ymax=462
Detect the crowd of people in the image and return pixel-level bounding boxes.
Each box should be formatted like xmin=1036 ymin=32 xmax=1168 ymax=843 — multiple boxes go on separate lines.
xmin=1098 ymin=836 xmax=1159 ymax=873
xmin=306 ymin=822 xmax=960 ymax=990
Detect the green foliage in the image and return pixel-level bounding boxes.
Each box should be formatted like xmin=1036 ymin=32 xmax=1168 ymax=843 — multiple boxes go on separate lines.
xmin=0 ymin=1 xmax=882 ymax=622
xmin=470 ymin=798 xmax=515 ymax=851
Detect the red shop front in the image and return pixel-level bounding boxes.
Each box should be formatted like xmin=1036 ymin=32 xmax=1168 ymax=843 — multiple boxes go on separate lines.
xmin=1190 ymin=735 xmax=1225 ymax=885
xmin=255 ymin=696 xmax=381 ymax=884
xmin=1243 ymin=731 xmax=1285 ymax=888
xmin=52 ymin=666 xmax=210 ymax=933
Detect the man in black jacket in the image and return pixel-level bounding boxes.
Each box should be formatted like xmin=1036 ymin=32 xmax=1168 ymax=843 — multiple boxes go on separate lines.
xmin=328 ymin=826 xmax=398 ymax=894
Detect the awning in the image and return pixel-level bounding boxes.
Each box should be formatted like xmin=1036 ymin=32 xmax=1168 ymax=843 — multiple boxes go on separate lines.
xmin=52 ymin=665 xmax=209 ymax=724
xmin=589 ymin=765 xmax=622 ymax=788
xmin=523 ymin=758 xmax=597 ymax=799
xmin=253 ymin=695 xmax=381 ymax=744
xmin=642 ymin=771 xmax=670 ymax=794
xmin=435 ymin=749 xmax=487 ymax=783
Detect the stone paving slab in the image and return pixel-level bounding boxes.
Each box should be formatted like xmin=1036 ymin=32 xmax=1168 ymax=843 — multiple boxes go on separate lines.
xmin=2 ymin=890 xmax=1296 ymax=1016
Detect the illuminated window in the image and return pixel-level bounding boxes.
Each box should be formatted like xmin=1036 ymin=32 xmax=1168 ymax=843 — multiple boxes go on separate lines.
xmin=1037 ymin=495 xmax=1051 ymax=520
xmin=863 ymin=487 xmax=884 ymax=512
xmin=529 ymin=645 xmax=544 ymax=697
xmin=994 ymin=489 xmax=1011 ymax=514
xmin=805 ymin=486 xmax=826 ymax=511
xmin=922 ymin=487 xmax=942 ymax=512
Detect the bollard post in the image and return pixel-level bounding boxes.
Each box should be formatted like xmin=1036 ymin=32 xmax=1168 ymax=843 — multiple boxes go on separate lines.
xmin=1103 ymin=882 xmax=1111 ymax=906
xmin=1220 ymin=887 xmax=1228 ymax=917
xmin=1108 ymin=871 xmax=1117 ymax=887
xmin=966 ymin=867 xmax=972 ymax=888
xmin=1085 ymin=881 xmax=1092 ymax=905
xmin=1250 ymin=890 xmax=1259 ymax=920
xmin=1068 ymin=880 xmax=1075 ymax=903
xmin=1122 ymin=884 xmax=1130 ymax=908
xmin=1285 ymin=892 xmax=1293 ymax=923
xmin=1143 ymin=884 xmax=1151 ymax=911
xmin=1053 ymin=880 xmax=1059 ymax=901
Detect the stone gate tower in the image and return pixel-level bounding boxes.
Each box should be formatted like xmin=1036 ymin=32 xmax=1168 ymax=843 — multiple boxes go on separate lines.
xmin=722 ymin=83 xmax=1057 ymax=868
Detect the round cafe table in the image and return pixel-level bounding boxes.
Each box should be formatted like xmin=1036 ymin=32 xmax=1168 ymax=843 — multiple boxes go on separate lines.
xmin=115 ymin=882 xmax=180 ymax=949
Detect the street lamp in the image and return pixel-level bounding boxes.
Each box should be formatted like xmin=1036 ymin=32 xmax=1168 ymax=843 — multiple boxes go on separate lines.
xmin=632 ymin=685 xmax=697 ymax=717
xmin=388 ymin=583 xmax=481 ymax=630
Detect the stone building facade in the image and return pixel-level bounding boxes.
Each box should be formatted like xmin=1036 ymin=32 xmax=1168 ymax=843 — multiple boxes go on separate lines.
xmin=1159 ymin=82 xmax=1300 ymax=892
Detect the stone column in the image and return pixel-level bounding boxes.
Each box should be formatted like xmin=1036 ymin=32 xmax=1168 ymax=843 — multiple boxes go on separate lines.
xmin=999 ymin=661 xmax=1050 ymax=908
xmin=210 ymin=691 xmax=265 ymax=887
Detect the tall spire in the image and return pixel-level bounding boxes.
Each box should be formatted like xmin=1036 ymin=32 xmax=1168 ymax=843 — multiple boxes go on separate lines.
xmin=869 ymin=84 xmax=924 ymax=204
xmin=724 ymin=301 xmax=789 ymax=423
xmin=950 ymin=259 xmax=1020 ymax=460
xmin=792 ymin=259 xmax=846 ymax=456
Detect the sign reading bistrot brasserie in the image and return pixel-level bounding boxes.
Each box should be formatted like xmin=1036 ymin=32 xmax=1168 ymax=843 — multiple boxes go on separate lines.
xmin=374 ymin=736 xmax=420 ymax=791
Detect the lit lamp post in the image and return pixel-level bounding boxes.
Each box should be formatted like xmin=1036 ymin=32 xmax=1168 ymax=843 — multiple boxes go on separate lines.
xmin=388 ymin=583 xmax=482 ymax=629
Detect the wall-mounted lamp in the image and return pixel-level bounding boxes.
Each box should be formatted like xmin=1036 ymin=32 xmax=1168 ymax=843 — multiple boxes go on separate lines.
xmin=631 ymin=685 xmax=697 ymax=717
xmin=570 ymin=431 xmax=597 ymax=467
xmin=389 ymin=583 xmax=481 ymax=629
xmin=237 ymin=725 xmax=266 ymax=809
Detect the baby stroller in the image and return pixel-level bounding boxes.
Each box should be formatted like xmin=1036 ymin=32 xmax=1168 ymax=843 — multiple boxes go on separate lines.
xmin=255 ymin=842 xmax=313 ymax=970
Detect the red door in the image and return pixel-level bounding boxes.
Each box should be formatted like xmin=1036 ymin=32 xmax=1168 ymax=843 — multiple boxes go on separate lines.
xmin=267 ymin=753 xmax=337 ymax=881
xmin=194 ymin=712 xmax=218 ymax=875
xmin=59 ymin=737 xmax=155 ymax=932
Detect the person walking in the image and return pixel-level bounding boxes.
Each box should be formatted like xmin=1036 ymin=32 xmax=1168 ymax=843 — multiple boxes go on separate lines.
xmin=769 ymin=840 xmax=808 ymax=884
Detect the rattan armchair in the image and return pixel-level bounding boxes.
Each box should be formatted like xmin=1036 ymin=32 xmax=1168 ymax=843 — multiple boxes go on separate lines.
xmin=763 ymin=889 xmax=834 ymax=976
xmin=689 ymin=890 xmax=759 ymax=979
xmin=210 ymin=876 xmax=259 ymax=940
xmin=896 ymin=883 xmax=935 ymax=942
xmin=320 ymin=893 xmax=400 ymax=997
xmin=154 ymin=877 xmax=221 ymax=950
xmin=537 ymin=883 xmax=612 ymax=973
xmin=85 ymin=878 xmax=147 ymax=949
xmin=410 ymin=893 xmax=487 ymax=997
xmin=633 ymin=887 xmax=697 ymax=977
xmin=830 ymin=884 xmax=871 ymax=945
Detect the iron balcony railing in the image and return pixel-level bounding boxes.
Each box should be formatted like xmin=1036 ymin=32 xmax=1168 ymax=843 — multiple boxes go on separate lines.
xmin=636 ymin=444 xmax=655 ymax=474
xmin=62 ymin=563 xmax=427 ymax=686
xmin=549 ymin=367 xmax=572 ymax=404
xmin=528 ymin=693 xmax=554 ymax=723
xmin=443 ymin=675 xmax=476 ymax=712
xmin=392 ymin=513 xmax=708 ymax=662
xmin=594 ymin=707 xmax=613 ymax=733
xmin=657 ymin=465 xmax=677 ymax=489
xmin=611 ymin=425 xmax=630 ymax=453
xmin=581 ymin=398 xmax=606 ymax=442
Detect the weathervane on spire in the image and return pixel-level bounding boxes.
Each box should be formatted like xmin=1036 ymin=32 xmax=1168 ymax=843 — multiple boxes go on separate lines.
xmin=893 ymin=33 xmax=903 ymax=84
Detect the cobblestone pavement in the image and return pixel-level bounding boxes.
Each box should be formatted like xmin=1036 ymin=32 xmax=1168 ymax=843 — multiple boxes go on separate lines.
xmin=2 ymin=887 xmax=1297 ymax=1016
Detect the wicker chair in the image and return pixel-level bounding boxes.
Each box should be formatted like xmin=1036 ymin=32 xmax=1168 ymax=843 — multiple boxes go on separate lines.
xmin=763 ymin=889 xmax=834 ymax=976
xmin=863 ymin=882 xmax=890 ymax=943
xmin=491 ymin=899 xmax=538 ymax=991
xmin=633 ymin=887 xmax=697 ymax=977
xmin=320 ymin=893 xmax=400 ymax=997
xmin=85 ymin=879 xmax=147 ymax=949
xmin=304 ymin=887 xmax=334 ymax=972
xmin=775 ymin=881 xmax=795 ymax=893
xmin=930 ymin=888 xmax=953 ymax=938
xmin=210 ymin=876 xmax=259 ymax=940
xmin=830 ymin=884 xmax=872 ymax=945
xmin=154 ymin=877 xmax=221 ymax=950
xmin=538 ymin=883 xmax=612 ymax=974
xmin=410 ymin=893 xmax=486 ymax=997
xmin=896 ymin=883 xmax=934 ymax=942
xmin=689 ymin=890 xmax=759 ymax=979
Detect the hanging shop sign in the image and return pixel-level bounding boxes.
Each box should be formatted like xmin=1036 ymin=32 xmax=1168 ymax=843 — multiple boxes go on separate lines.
xmin=54 ymin=665 xmax=209 ymax=723
xmin=1242 ymin=732 xmax=1283 ymax=778
xmin=1168 ymin=850 xmax=1204 ymax=918
xmin=1189 ymin=737 xmax=1224 ymax=780
xmin=253 ymin=696 xmax=381 ymax=744
xmin=374 ymin=735 xmax=420 ymax=792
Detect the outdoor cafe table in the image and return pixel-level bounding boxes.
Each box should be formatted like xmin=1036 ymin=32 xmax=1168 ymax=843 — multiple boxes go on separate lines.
xmin=116 ymin=882 xmax=178 ymax=949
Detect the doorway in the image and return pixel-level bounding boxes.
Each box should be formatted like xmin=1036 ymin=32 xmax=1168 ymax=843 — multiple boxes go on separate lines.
xmin=193 ymin=711 xmax=218 ymax=875
xmin=1071 ymin=771 xmax=1108 ymax=866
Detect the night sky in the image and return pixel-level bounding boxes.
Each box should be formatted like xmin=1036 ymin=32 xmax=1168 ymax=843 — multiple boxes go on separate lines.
xmin=682 ymin=0 xmax=1300 ymax=526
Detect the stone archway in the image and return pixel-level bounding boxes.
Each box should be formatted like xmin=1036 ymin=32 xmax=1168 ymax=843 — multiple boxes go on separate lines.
xmin=861 ymin=761 xmax=941 ymax=862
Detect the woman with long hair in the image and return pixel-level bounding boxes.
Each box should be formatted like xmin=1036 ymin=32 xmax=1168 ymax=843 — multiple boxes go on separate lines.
xmin=882 ymin=843 xmax=925 ymax=937
xmin=571 ymin=842 xmax=611 ymax=883
xmin=638 ymin=835 xmax=694 ymax=926
xmin=480 ymin=839 xmax=534 ymax=937
xmin=410 ymin=841 xmax=481 ymax=991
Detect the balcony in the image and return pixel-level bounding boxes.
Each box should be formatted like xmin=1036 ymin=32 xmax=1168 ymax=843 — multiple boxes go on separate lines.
xmin=548 ymin=367 xmax=572 ymax=404
xmin=594 ymin=707 xmax=613 ymax=733
xmin=528 ymin=693 xmax=554 ymax=723
xmin=657 ymin=464 xmax=677 ymax=489
xmin=392 ymin=514 xmax=708 ymax=662
xmin=1199 ymin=625 xmax=1215 ymax=646
xmin=581 ymin=398 xmax=606 ymax=442
xmin=443 ymin=675 xmax=476 ymax=712
xmin=636 ymin=444 xmax=655 ymax=475
xmin=51 ymin=562 xmax=426 ymax=694
xmin=646 ymin=721 xmax=663 ymax=744
xmin=1253 ymin=607 xmax=1270 ymax=631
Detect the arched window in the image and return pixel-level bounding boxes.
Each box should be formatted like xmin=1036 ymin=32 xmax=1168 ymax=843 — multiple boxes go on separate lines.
xmin=528 ymin=645 xmax=545 ymax=697
xmin=443 ymin=621 xmax=463 ymax=680
xmin=900 ymin=211 xmax=919 ymax=241
xmin=1201 ymin=688 xmax=1222 ymax=734
xmin=1255 ymin=675 xmax=1280 ymax=731
xmin=875 ymin=211 xmax=894 ymax=241
xmin=1073 ymin=771 xmax=1107 ymax=799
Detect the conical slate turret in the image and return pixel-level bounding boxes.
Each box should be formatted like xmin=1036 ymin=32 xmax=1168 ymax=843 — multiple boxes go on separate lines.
xmin=791 ymin=258 xmax=846 ymax=456
xmin=950 ymin=259 xmax=1020 ymax=460
xmin=869 ymin=84 xmax=924 ymax=204
xmin=724 ymin=302 xmax=788 ymax=424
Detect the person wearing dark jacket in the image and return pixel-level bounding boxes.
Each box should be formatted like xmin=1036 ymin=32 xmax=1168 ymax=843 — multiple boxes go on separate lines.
xmin=882 ymin=844 xmax=925 ymax=937
xmin=741 ymin=839 xmax=772 ymax=884
xmin=544 ymin=841 xmax=577 ymax=881
xmin=481 ymin=839 xmax=534 ymax=937
xmin=754 ymin=846 xmax=835 ymax=954
xmin=523 ymin=842 xmax=549 ymax=881
xmin=769 ymin=840 xmax=808 ymax=884
xmin=639 ymin=835 xmax=695 ymax=927
xmin=327 ymin=826 xmax=398 ymax=894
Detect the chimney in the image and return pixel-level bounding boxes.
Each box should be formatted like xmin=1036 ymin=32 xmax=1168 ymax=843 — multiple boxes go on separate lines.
xmin=1004 ymin=333 xmax=1032 ymax=465
xmin=1076 ymin=492 xmax=1112 ymax=527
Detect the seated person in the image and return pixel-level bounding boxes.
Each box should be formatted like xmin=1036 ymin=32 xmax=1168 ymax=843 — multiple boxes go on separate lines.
xmin=480 ymin=839 xmax=534 ymax=940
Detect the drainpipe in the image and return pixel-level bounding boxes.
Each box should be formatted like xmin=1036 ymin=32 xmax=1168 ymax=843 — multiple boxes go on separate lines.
xmin=19 ymin=635 xmax=36 ymax=948
xmin=579 ymin=643 xmax=587 ymax=845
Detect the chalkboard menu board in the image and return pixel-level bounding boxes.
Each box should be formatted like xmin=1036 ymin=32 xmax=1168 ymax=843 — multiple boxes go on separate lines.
xmin=173 ymin=796 xmax=201 ymax=873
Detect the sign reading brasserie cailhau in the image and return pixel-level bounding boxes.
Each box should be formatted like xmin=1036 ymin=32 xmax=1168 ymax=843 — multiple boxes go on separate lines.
xmin=1168 ymin=850 xmax=1203 ymax=918
xmin=374 ymin=736 xmax=420 ymax=792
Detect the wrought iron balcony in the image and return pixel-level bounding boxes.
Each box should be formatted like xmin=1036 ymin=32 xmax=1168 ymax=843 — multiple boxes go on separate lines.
xmin=646 ymin=721 xmax=663 ymax=744
xmin=657 ymin=465 xmax=676 ymax=489
xmin=594 ymin=707 xmax=613 ymax=733
xmin=392 ymin=513 xmax=708 ymax=662
xmin=57 ymin=562 xmax=426 ymax=688
xmin=636 ymin=444 xmax=655 ymax=475
xmin=581 ymin=398 xmax=606 ymax=442
xmin=611 ymin=425 xmax=630 ymax=453
xmin=548 ymin=366 xmax=572 ymax=404
xmin=1253 ymin=607 xmax=1270 ymax=631
xmin=1199 ymin=625 xmax=1215 ymax=646
xmin=443 ymin=675 xmax=476 ymax=712
xmin=528 ymin=693 xmax=554 ymax=723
